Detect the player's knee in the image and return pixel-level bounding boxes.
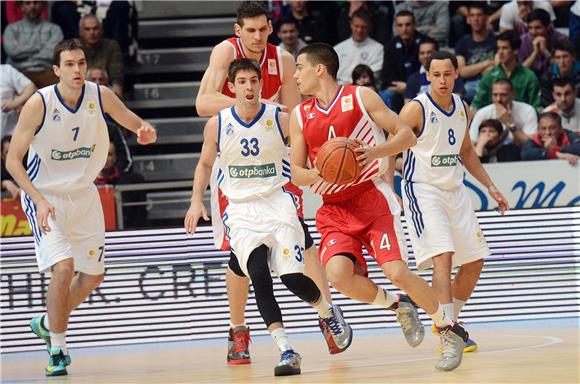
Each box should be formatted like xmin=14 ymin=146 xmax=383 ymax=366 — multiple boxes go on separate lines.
xmin=433 ymin=252 xmax=454 ymax=271
xmin=463 ymin=258 xmax=484 ymax=273
xmin=89 ymin=273 xmax=105 ymax=289
xmin=246 ymin=245 xmax=272 ymax=290
xmin=384 ymin=267 xmax=410 ymax=289
xmin=50 ymin=261 xmax=75 ymax=283
xmin=325 ymin=268 xmax=351 ymax=291
xmin=280 ymin=273 xmax=320 ymax=304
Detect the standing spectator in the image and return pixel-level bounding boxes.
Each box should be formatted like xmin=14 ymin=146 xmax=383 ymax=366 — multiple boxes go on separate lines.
xmin=381 ymin=10 xmax=427 ymax=111
xmin=499 ymin=0 xmax=555 ymax=34
xmin=3 ymin=0 xmax=63 ymax=87
xmin=404 ymin=39 xmax=466 ymax=103
xmin=1 ymin=135 xmax=20 ymax=199
xmin=276 ymin=17 xmax=307 ymax=60
xmin=540 ymin=40 xmax=580 ymax=106
xmin=472 ymin=30 xmax=541 ymax=111
xmin=470 ymin=79 xmax=538 ymax=147
xmin=336 ymin=1 xmax=393 ymax=44
xmin=456 ymin=2 xmax=498 ymax=103
xmin=394 ymin=1 xmax=450 ymax=46
xmin=521 ymin=112 xmax=580 ymax=164
xmin=79 ymin=14 xmax=124 ymax=98
xmin=518 ymin=9 xmax=569 ymax=76
xmin=334 ymin=9 xmax=384 ymax=85
xmin=474 ymin=119 xmax=521 ymax=163
xmin=1 ymin=64 xmax=37 ymax=135
xmin=542 ymin=78 xmax=580 ymax=132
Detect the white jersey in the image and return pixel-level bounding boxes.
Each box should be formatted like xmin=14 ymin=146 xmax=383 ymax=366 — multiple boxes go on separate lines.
xmin=216 ymin=103 xmax=289 ymax=202
xmin=26 ymin=81 xmax=109 ymax=194
xmin=402 ymin=93 xmax=468 ymax=190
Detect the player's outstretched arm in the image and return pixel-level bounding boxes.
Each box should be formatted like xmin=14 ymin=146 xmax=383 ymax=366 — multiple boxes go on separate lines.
xmin=289 ymin=108 xmax=321 ymax=186
xmin=100 ymin=85 xmax=157 ymax=145
xmin=459 ymin=101 xmax=509 ymax=214
xmin=185 ymin=117 xmax=219 ymax=234
xmin=195 ymin=42 xmax=236 ymax=117
xmin=6 ymin=94 xmax=56 ymax=232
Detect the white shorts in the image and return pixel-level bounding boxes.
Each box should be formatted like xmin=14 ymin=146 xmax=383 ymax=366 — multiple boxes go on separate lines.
xmin=224 ymin=189 xmax=305 ymax=278
xmin=402 ymin=182 xmax=489 ymax=270
xmin=21 ymin=186 xmax=105 ymax=275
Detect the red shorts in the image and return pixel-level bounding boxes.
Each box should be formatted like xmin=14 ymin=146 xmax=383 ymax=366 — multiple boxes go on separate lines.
xmin=316 ymin=184 xmax=406 ymax=275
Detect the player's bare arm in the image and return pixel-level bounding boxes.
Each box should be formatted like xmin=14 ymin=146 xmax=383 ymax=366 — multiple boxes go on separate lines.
xmin=355 ymin=87 xmax=417 ymax=167
xmin=184 ymin=117 xmax=219 ymax=234
xmin=277 ymin=51 xmax=301 ymax=112
xmin=278 ymin=110 xmax=290 ymax=141
xmin=458 ymin=101 xmax=509 ymax=214
xmin=289 ymin=108 xmax=321 ymax=186
xmin=5 ymin=93 xmax=55 ymax=232
xmin=100 ymin=85 xmax=157 ymax=145
xmin=195 ymin=42 xmax=237 ymax=117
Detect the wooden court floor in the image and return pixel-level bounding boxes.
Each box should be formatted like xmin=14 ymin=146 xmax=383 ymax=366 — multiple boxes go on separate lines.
xmin=2 ymin=318 xmax=578 ymax=384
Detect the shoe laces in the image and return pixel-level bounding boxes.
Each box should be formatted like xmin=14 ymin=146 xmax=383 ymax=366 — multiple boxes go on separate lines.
xmin=50 ymin=350 xmax=65 ymax=366
xmin=396 ymin=306 xmax=413 ymax=331
xmin=440 ymin=328 xmax=458 ymax=359
xmin=281 ymin=349 xmax=295 ymax=361
xmin=232 ymin=329 xmax=251 ymax=353
xmin=322 ymin=313 xmax=343 ymax=336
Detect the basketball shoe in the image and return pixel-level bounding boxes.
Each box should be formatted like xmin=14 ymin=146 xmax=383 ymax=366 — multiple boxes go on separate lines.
xmin=389 ymin=294 xmax=425 ymax=347
xmin=274 ymin=349 xmax=301 ymax=376
xmin=227 ymin=325 xmax=251 ymax=365
xmin=318 ymin=304 xmax=353 ymax=354
xmin=435 ymin=322 xmax=468 ymax=371
xmin=30 ymin=315 xmax=72 ymax=366
xmin=45 ymin=347 xmax=69 ymax=377
xmin=431 ymin=323 xmax=478 ymax=352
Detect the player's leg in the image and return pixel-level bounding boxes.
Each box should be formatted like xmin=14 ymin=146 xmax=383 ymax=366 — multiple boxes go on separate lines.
xmin=226 ymin=253 xmax=251 ymax=365
xmin=452 ymin=259 xmax=483 ymax=318
xmin=301 ymin=219 xmax=332 ymax=303
xmin=67 ymin=272 xmax=105 ymax=312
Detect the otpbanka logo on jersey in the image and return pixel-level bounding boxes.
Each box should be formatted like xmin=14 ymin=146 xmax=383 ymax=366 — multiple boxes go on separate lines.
xmin=229 ymin=163 xmax=277 ymax=178
xmin=51 ymin=145 xmax=96 ymax=160
xmin=431 ymin=154 xmax=460 ymax=167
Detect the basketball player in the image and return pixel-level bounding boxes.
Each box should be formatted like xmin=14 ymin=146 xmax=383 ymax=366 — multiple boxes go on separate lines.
xmin=399 ymin=51 xmax=509 ymax=353
xmin=290 ymin=43 xmax=469 ymax=371
xmin=194 ymin=1 xmax=333 ymax=364
xmin=5 ymin=39 xmax=157 ymax=376
xmin=185 ymin=58 xmax=351 ymax=376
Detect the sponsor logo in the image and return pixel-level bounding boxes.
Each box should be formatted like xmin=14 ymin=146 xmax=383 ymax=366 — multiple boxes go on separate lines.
xmin=265 ymin=119 xmax=274 ymax=131
xmin=283 ymin=248 xmax=290 ymax=256
xmin=51 ymin=145 xmax=96 ymax=161
xmin=459 ymin=110 xmax=465 ymax=120
xmin=88 ymin=101 xmax=96 ymax=115
xmin=304 ymin=104 xmax=311 ymax=112
xmin=52 ymin=108 xmax=61 ymax=122
xmin=430 ymin=111 xmax=438 ymax=124
xmin=307 ymin=112 xmax=316 ymax=119
xmin=89 ymin=249 xmax=96 ymax=257
xmin=360 ymin=52 xmax=369 ymax=60
xmin=268 ymin=59 xmax=278 ymax=75
xmin=341 ymin=95 xmax=353 ymax=112
xmin=475 ymin=230 xmax=484 ymax=242
xmin=327 ymin=239 xmax=336 ymax=246
xmin=228 ymin=163 xmax=277 ymax=178
xmin=431 ymin=154 xmax=460 ymax=167
xmin=225 ymin=124 xmax=234 ymax=136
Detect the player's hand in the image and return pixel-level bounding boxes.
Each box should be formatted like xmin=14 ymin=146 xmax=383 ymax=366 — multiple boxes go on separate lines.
xmin=556 ymin=152 xmax=579 ymax=166
xmin=2 ymin=100 xmax=20 ymax=112
xmin=184 ymin=200 xmax=209 ymax=235
xmin=354 ymin=139 xmax=377 ymax=168
xmin=137 ymin=123 xmax=157 ymax=145
xmin=307 ymin=167 xmax=323 ymax=184
xmin=488 ymin=185 xmax=509 ymax=215
xmin=36 ymin=198 xmax=56 ymax=234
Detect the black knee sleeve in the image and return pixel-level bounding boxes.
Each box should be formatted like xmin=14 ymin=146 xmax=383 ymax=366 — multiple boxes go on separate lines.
xmin=228 ymin=251 xmax=246 ymax=277
xmin=280 ymin=273 xmax=321 ymax=304
xmin=246 ymin=245 xmax=282 ymax=327
xmin=299 ymin=218 xmax=314 ymax=249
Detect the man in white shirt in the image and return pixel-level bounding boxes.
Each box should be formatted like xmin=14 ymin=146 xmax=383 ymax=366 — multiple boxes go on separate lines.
xmin=334 ymin=9 xmax=384 ymax=85
xmin=470 ymin=79 xmax=537 ymax=147
xmin=543 ymin=78 xmax=580 ymax=133
xmin=277 ymin=18 xmax=307 ymax=60
xmin=499 ymin=0 xmax=555 ymax=34
xmin=1 ymin=64 xmax=37 ymax=136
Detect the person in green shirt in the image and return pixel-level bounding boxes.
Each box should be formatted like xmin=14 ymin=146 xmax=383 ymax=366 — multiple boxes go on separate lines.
xmin=471 ymin=30 xmax=541 ymax=112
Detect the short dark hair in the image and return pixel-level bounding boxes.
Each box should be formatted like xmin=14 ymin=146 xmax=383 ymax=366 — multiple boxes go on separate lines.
xmin=528 ymin=8 xmax=551 ymax=27
xmin=236 ymin=1 xmax=270 ymax=27
xmin=553 ymin=39 xmax=576 ymax=56
xmin=395 ymin=9 xmax=415 ymax=23
xmin=479 ymin=119 xmax=503 ymax=135
xmin=467 ymin=1 xmax=489 ymax=14
xmin=351 ymin=9 xmax=373 ymax=24
xmin=425 ymin=51 xmax=458 ymax=71
xmin=497 ymin=30 xmax=521 ymax=50
xmin=276 ymin=16 xmax=298 ymax=32
xmin=228 ymin=58 xmax=261 ymax=83
xmin=352 ymin=64 xmax=375 ymax=84
xmin=538 ymin=111 xmax=562 ymax=127
xmin=552 ymin=77 xmax=575 ymax=90
xmin=492 ymin=78 xmax=514 ymax=91
xmin=53 ymin=38 xmax=86 ymax=66
xmin=419 ymin=37 xmax=439 ymax=52
xmin=1 ymin=135 xmax=12 ymax=148
xmin=298 ymin=43 xmax=339 ymax=80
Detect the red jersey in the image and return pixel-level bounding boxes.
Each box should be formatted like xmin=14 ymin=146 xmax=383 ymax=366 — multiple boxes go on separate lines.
xmin=295 ymin=85 xmax=388 ymax=203
xmin=221 ymin=37 xmax=283 ymax=102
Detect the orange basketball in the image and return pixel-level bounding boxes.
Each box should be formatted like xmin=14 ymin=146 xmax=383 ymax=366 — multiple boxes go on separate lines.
xmin=315 ymin=137 xmax=361 ymax=185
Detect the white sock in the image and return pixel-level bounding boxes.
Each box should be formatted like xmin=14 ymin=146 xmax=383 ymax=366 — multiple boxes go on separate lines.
xmin=371 ymin=287 xmax=398 ymax=309
xmin=429 ymin=304 xmax=453 ymax=328
xmin=42 ymin=314 xmax=50 ymax=331
xmin=271 ymin=327 xmax=292 ymax=352
xmin=442 ymin=302 xmax=456 ymax=321
xmin=50 ymin=332 xmax=67 ymax=355
xmin=453 ymin=298 xmax=466 ymax=320
xmin=312 ymin=297 xmax=333 ymax=318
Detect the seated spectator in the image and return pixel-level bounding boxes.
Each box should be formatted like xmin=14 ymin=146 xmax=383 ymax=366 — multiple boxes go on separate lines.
xmin=499 ymin=0 xmax=555 ymax=35
xmin=456 ymin=2 xmax=498 ymax=103
xmin=334 ymin=9 xmax=384 ymax=85
xmin=448 ymin=1 xmax=469 ymax=47
xmin=404 ymin=39 xmax=465 ymax=103
xmin=351 ymin=64 xmax=392 ymax=108
xmin=285 ymin=0 xmax=336 ymax=45
xmin=79 ymin=14 xmax=124 ymax=98
xmin=3 ymin=0 xmax=63 ymax=87
xmin=542 ymin=78 xmax=580 ymax=132
xmin=540 ymin=40 xmax=580 ymax=106
xmin=518 ymin=9 xmax=569 ymax=77
xmin=474 ymin=119 xmax=521 ymax=163
xmin=276 ymin=17 xmax=307 ymax=60
xmin=86 ymin=67 xmax=133 ymax=173
xmin=521 ymin=112 xmax=580 ymax=164
xmin=1 ymin=135 xmax=20 ymax=199
xmin=381 ymin=10 xmax=427 ymax=112
xmin=472 ymin=30 xmax=541 ymax=111
xmin=394 ymin=1 xmax=450 ymax=46
xmin=1 ymin=64 xmax=37 ymax=135
xmin=470 ymin=79 xmax=538 ymax=147
xmin=95 ymin=142 xmax=146 ymax=228
xmin=5 ymin=0 xmax=48 ymax=24
xmin=336 ymin=1 xmax=393 ymax=44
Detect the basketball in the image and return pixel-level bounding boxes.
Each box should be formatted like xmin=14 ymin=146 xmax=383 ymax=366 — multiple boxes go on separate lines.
xmin=315 ymin=137 xmax=361 ymax=185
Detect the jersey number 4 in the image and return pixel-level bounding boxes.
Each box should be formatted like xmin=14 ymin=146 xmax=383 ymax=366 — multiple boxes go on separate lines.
xmin=240 ymin=137 xmax=260 ymax=156
xmin=371 ymin=233 xmax=392 ymax=252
